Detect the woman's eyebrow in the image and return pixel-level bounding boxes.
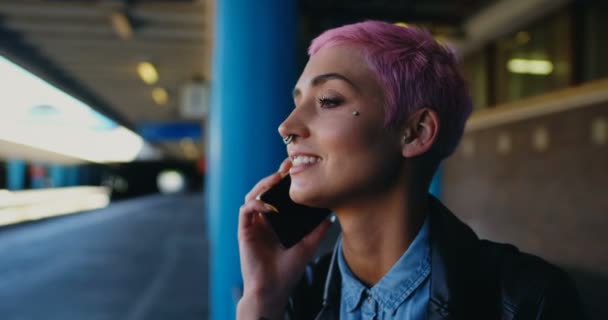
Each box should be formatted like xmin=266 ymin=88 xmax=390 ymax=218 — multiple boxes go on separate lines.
xmin=292 ymin=72 xmax=359 ymax=99
xmin=311 ymin=73 xmax=358 ymax=89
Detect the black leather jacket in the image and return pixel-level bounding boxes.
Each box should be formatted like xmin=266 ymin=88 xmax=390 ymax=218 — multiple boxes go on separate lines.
xmin=286 ymin=196 xmax=587 ymax=320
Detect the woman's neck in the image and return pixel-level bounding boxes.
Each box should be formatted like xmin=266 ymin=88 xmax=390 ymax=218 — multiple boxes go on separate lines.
xmin=336 ymin=183 xmax=429 ymax=287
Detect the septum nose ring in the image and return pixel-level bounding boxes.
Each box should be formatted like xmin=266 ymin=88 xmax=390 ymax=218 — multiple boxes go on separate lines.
xmin=283 ymin=134 xmax=294 ymax=145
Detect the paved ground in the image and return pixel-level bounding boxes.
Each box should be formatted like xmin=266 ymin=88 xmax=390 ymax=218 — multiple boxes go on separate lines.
xmin=0 ymin=193 xmax=208 ymax=320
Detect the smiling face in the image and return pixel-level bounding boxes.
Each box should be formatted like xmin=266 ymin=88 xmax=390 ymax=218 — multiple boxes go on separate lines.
xmin=278 ymin=46 xmax=404 ymax=210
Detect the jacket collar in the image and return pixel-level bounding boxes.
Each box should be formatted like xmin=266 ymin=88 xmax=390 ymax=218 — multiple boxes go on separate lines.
xmin=427 ymin=195 xmax=501 ymax=319
xmin=426 ymin=195 xmax=481 ymax=319
xmin=318 ymin=195 xmax=493 ymax=320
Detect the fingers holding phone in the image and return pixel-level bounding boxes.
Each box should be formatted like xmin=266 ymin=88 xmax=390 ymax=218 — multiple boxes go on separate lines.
xmin=240 ymin=158 xmax=293 ymax=246
xmin=259 ymin=175 xmax=332 ymax=248
xmin=243 ymin=158 xmax=291 ymax=203
xmin=237 ymin=159 xmax=331 ymax=318
xmin=237 ymin=199 xmax=275 ymax=245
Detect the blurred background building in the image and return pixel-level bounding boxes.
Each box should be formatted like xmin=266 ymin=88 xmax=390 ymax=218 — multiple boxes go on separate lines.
xmin=0 ymin=0 xmax=605 ymax=319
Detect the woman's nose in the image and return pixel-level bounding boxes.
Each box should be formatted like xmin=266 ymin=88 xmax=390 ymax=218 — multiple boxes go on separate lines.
xmin=278 ymin=108 xmax=309 ymax=142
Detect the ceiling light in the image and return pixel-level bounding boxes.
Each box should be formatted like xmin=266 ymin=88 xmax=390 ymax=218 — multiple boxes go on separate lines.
xmin=152 ymin=87 xmax=169 ymax=105
xmin=137 ymin=62 xmax=159 ymax=85
xmin=507 ymin=59 xmax=553 ymax=75
xmin=110 ymin=11 xmax=133 ymax=40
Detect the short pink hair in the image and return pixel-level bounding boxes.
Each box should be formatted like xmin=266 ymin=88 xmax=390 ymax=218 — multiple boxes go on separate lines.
xmin=308 ymin=20 xmax=472 ymax=159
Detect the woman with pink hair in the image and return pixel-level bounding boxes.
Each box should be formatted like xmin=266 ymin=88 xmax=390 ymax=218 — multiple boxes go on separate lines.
xmin=237 ymin=21 xmax=585 ymax=320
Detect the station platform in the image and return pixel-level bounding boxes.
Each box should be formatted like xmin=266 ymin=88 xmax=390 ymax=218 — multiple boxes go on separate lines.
xmin=0 ymin=193 xmax=208 ymax=320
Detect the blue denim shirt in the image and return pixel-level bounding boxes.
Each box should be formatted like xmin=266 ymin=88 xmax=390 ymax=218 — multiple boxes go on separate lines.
xmin=337 ymin=218 xmax=431 ymax=319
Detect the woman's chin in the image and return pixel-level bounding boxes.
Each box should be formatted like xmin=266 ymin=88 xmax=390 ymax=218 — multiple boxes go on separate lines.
xmin=289 ymin=189 xmax=328 ymax=209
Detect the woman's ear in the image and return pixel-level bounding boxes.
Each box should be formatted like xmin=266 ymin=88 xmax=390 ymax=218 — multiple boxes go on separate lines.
xmin=401 ymin=108 xmax=440 ymax=158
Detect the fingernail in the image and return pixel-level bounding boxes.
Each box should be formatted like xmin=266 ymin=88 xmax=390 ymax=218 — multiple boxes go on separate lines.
xmin=265 ymin=203 xmax=279 ymax=213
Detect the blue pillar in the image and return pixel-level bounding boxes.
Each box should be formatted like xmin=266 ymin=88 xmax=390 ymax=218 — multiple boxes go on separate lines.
xmin=52 ymin=165 xmax=80 ymax=187
xmin=429 ymin=164 xmax=443 ymax=199
xmin=6 ymin=160 xmax=26 ymax=190
xmin=206 ymin=1 xmax=297 ymax=319
xmin=66 ymin=166 xmax=79 ymax=186
xmin=80 ymin=165 xmax=91 ymax=185
xmin=50 ymin=165 xmax=66 ymax=187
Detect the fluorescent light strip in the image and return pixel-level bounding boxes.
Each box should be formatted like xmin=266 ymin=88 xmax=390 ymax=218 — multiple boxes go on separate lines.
xmin=0 ymin=125 xmax=143 ymax=163
xmin=0 ymin=55 xmax=144 ymax=163
xmin=0 ymin=187 xmax=111 ymax=227
xmin=507 ymin=58 xmax=554 ymax=75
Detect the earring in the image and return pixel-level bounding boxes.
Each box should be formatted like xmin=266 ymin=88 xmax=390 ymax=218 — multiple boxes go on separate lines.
xmin=283 ymin=134 xmax=294 ymax=145
xmin=352 ymin=111 xmax=360 ymax=116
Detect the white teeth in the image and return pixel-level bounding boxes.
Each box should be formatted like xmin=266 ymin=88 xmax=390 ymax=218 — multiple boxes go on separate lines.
xmin=292 ymin=156 xmax=320 ymax=165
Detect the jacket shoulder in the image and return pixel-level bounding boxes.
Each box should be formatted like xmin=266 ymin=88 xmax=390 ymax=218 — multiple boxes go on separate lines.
xmin=478 ymin=240 xmax=587 ymax=319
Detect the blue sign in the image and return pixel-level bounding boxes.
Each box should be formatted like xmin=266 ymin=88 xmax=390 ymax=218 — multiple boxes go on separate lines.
xmin=137 ymin=122 xmax=203 ymax=142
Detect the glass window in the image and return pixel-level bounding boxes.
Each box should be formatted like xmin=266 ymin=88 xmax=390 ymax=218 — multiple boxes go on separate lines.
xmin=463 ymin=50 xmax=488 ymax=110
xmin=583 ymin=1 xmax=608 ymax=81
xmin=494 ymin=10 xmax=573 ymax=104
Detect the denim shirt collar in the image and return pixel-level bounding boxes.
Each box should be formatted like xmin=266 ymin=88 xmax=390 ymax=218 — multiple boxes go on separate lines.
xmin=337 ymin=217 xmax=431 ymax=315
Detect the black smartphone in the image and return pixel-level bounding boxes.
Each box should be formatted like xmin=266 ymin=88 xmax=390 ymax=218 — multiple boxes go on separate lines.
xmin=259 ymin=175 xmax=332 ymax=248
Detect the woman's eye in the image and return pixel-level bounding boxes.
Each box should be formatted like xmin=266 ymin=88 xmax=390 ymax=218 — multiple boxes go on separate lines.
xmin=318 ymin=96 xmax=342 ymax=108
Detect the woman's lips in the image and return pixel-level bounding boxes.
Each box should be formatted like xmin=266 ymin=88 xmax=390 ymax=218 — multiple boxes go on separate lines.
xmin=289 ymin=155 xmax=321 ymax=175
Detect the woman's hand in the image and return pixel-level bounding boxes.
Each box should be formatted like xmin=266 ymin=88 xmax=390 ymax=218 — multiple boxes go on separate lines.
xmin=237 ymin=158 xmax=331 ymax=320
